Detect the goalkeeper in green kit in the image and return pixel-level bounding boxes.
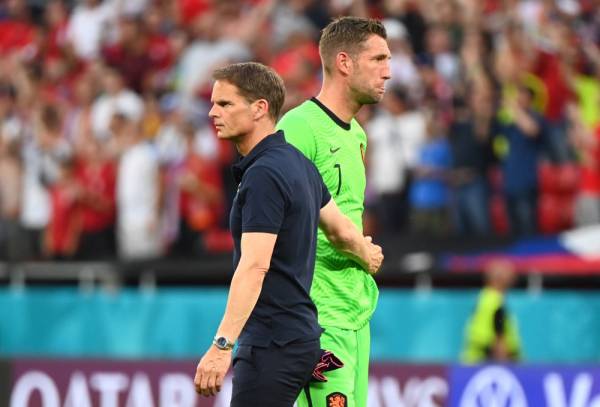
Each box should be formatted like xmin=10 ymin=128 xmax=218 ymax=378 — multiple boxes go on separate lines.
xmin=277 ymin=16 xmax=391 ymax=407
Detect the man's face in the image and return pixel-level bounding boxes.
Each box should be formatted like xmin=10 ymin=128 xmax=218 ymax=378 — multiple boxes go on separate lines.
xmin=348 ymin=35 xmax=392 ymax=105
xmin=209 ymin=80 xmax=255 ymax=141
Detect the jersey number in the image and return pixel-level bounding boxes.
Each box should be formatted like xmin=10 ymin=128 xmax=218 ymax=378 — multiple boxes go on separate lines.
xmin=334 ymin=163 xmax=342 ymax=196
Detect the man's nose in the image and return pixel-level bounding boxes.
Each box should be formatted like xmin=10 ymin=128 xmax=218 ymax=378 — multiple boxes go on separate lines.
xmin=382 ymin=64 xmax=391 ymax=80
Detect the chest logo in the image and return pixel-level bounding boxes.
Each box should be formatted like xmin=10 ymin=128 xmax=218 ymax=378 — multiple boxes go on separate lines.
xmin=329 ymin=146 xmax=341 ymax=154
xmin=327 ymin=392 xmax=347 ymax=407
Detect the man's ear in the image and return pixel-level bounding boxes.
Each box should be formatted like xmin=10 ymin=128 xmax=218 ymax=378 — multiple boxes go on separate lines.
xmin=335 ymin=52 xmax=353 ymax=76
xmin=253 ymin=99 xmax=269 ymax=120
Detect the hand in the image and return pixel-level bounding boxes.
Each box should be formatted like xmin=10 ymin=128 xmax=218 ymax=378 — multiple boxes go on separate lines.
xmin=364 ymin=236 xmax=383 ymax=275
xmin=194 ymin=345 xmax=232 ymax=397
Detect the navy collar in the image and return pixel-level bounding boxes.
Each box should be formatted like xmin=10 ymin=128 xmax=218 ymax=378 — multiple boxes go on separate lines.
xmin=232 ymin=130 xmax=286 ymax=183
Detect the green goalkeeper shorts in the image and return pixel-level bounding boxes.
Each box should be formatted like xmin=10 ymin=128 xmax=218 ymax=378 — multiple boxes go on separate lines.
xmin=297 ymin=323 xmax=370 ymax=407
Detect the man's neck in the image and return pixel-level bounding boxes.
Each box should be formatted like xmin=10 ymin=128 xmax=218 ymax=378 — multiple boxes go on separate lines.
xmin=316 ymin=79 xmax=361 ymax=123
xmin=235 ymin=122 xmax=276 ymax=156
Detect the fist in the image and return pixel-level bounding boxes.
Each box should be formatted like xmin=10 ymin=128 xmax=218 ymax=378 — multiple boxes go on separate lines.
xmin=364 ymin=236 xmax=383 ymax=275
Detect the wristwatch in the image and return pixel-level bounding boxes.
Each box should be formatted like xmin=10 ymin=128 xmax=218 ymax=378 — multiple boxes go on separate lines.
xmin=213 ymin=336 xmax=235 ymax=351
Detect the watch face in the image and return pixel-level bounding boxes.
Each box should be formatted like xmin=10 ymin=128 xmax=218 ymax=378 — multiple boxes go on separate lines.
xmin=214 ymin=336 xmax=232 ymax=349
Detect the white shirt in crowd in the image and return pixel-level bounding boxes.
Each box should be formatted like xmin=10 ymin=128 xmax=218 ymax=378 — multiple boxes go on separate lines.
xmin=117 ymin=141 xmax=162 ymax=259
xmin=20 ymin=143 xmax=50 ymax=229
xmin=66 ymin=1 xmax=118 ymax=60
xmin=91 ymin=90 xmax=144 ymax=141
xmin=177 ymin=40 xmax=251 ymax=99
xmin=367 ymin=110 xmax=427 ymax=195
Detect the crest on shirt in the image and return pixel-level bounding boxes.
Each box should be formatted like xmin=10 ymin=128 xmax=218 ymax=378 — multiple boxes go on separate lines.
xmin=327 ymin=392 xmax=347 ymax=407
xmin=360 ymin=143 xmax=366 ymax=164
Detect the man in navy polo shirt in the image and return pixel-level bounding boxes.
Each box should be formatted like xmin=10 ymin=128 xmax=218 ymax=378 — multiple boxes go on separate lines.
xmin=193 ymin=62 xmax=383 ymax=406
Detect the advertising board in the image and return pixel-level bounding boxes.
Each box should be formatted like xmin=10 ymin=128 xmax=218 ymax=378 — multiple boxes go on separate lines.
xmin=8 ymin=360 xmax=448 ymax=407
xmin=450 ymin=365 xmax=600 ymax=407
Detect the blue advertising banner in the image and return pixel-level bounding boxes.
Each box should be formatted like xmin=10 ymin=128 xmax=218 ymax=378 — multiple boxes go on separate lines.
xmin=449 ymin=365 xmax=600 ymax=407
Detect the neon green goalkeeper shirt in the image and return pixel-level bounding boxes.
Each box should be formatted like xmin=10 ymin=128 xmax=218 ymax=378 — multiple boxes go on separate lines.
xmin=277 ymin=98 xmax=379 ymax=330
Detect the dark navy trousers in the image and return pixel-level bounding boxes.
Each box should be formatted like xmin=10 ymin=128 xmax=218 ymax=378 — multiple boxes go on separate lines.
xmin=230 ymin=339 xmax=321 ymax=407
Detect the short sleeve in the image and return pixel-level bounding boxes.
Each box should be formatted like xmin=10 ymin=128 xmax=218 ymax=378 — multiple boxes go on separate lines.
xmin=321 ymin=178 xmax=331 ymax=208
xmin=239 ymin=166 xmax=287 ymax=234
xmin=277 ymin=112 xmax=317 ymax=161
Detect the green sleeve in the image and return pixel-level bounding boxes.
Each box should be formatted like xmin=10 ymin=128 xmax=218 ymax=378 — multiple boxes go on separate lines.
xmin=277 ymin=111 xmax=317 ymax=161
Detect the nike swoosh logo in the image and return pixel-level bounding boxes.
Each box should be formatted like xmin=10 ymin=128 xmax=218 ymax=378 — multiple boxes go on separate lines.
xmin=330 ymin=147 xmax=341 ymax=153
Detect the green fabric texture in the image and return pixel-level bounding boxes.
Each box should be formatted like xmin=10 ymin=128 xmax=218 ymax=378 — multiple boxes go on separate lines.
xmin=297 ymin=324 xmax=370 ymax=407
xmin=277 ymin=100 xmax=378 ymax=331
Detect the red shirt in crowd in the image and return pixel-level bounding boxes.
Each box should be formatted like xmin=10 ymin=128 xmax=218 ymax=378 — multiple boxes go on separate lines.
xmin=580 ymin=125 xmax=600 ymax=195
xmin=46 ymin=21 xmax=68 ymax=60
xmin=102 ymin=44 xmax=153 ymax=93
xmin=178 ymin=0 xmax=211 ymax=26
xmin=48 ymin=182 xmax=81 ymax=256
xmin=147 ymin=34 xmax=173 ymax=71
xmin=75 ymin=160 xmax=116 ymax=233
xmin=0 ymin=20 xmax=35 ymax=54
xmin=179 ymin=155 xmax=223 ymax=231
xmin=534 ymin=50 xmax=574 ymax=122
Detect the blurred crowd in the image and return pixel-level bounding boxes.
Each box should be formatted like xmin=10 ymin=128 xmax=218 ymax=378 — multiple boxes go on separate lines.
xmin=1 ymin=0 xmax=600 ymax=261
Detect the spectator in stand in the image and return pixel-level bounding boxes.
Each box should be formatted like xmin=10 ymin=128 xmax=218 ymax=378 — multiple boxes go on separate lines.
xmin=142 ymin=3 xmax=176 ymax=90
xmin=45 ymin=156 xmax=82 ymax=260
xmin=423 ymin=24 xmax=461 ymax=87
xmin=0 ymin=131 xmax=21 ymax=260
xmin=383 ymin=18 xmax=421 ymax=95
xmin=568 ymin=40 xmax=600 ymax=227
xmin=462 ymin=259 xmax=522 ymax=363
xmin=176 ymin=0 xmax=276 ymax=101
xmin=533 ymin=15 xmax=576 ymax=163
xmin=74 ymin=136 xmax=116 ymax=259
xmin=43 ymin=0 xmax=69 ymax=61
xmin=91 ymin=66 xmax=144 ymax=141
xmin=383 ymin=1 xmax=428 ymax=57
xmin=449 ymin=87 xmax=494 ymax=236
xmin=367 ymin=87 xmax=426 ymax=234
xmin=153 ymin=93 xmax=191 ymax=250
xmin=495 ymin=84 xmax=544 ymax=236
xmin=102 ymin=16 xmax=154 ymax=94
xmin=568 ymin=103 xmax=600 ymax=227
xmin=2 ymin=0 xmax=600 ymax=258
xmin=20 ymin=104 xmax=70 ymax=260
xmin=65 ymin=0 xmax=119 ymax=61
xmin=65 ymin=73 xmax=97 ymax=145
xmin=115 ymin=113 xmax=163 ymax=260
xmin=409 ymin=108 xmax=453 ymax=236
xmin=174 ymin=120 xmax=223 ymax=257
xmin=155 ymin=94 xmax=187 ymax=165
xmin=0 ymin=0 xmax=37 ymax=57
xmin=269 ymin=27 xmax=321 ymax=113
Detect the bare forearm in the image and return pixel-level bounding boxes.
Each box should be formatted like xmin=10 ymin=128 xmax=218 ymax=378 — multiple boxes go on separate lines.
xmin=215 ymin=265 xmax=266 ymax=342
xmin=326 ymin=218 xmax=370 ymax=270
